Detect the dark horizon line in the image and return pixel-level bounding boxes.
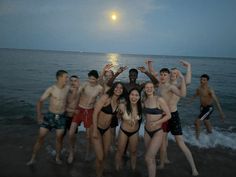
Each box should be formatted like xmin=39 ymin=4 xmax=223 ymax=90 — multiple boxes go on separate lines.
xmin=0 ymin=47 xmax=235 ymax=60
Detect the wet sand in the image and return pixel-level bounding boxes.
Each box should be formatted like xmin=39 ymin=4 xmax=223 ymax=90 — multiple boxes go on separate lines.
xmin=0 ymin=118 xmax=236 ymax=177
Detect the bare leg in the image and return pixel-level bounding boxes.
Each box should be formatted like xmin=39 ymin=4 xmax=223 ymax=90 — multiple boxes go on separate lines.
xmin=93 ymin=128 xmax=111 ymax=177
xmin=85 ymin=126 xmax=94 ymax=161
xmin=194 ymin=119 xmax=201 ymax=140
xmin=26 ymin=127 xmax=49 ymax=165
xmin=129 ymin=133 xmax=139 ymax=171
xmin=158 ymin=132 xmax=168 ymax=169
xmin=175 ymin=135 xmax=199 ymax=176
xmin=67 ymin=122 xmax=78 ymax=163
xmin=204 ymin=120 xmax=212 ymax=134
xmin=145 ymin=131 xmax=163 ymax=177
xmin=115 ymin=130 xmax=128 ymax=171
xmin=110 ymin=127 xmax=116 ymax=152
xmin=55 ymin=129 xmax=64 ymax=164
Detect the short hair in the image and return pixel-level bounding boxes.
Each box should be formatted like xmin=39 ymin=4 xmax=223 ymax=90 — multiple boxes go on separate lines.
xmin=56 ymin=70 xmax=68 ymax=79
xmin=70 ymin=75 xmax=79 ymax=79
xmin=160 ymin=68 xmax=170 ymax=74
xmin=129 ymin=68 xmax=138 ymax=75
xmin=201 ymin=74 xmax=210 ymax=80
xmin=88 ymin=70 xmax=99 ymax=79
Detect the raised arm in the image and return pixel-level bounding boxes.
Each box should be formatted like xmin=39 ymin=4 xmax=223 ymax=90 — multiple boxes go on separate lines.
xmin=107 ymin=66 xmax=128 ymax=87
xmin=180 ymin=60 xmax=192 ymax=85
xmin=98 ymin=63 xmax=113 ymax=85
xmin=145 ymin=59 xmax=159 ymax=79
xmin=170 ymin=70 xmax=186 ymax=97
xmin=138 ymin=66 xmax=159 ymax=89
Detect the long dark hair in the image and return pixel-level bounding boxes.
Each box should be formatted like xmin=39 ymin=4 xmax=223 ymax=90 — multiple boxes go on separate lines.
xmin=126 ymin=87 xmax=142 ymax=117
xmin=106 ymin=81 xmax=128 ymax=99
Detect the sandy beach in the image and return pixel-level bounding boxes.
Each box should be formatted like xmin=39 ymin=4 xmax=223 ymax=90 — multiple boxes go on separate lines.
xmin=0 ymin=117 xmax=236 ymax=177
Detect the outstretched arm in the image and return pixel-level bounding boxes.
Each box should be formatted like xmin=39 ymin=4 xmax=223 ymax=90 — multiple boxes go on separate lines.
xmin=138 ymin=66 xmax=159 ymax=89
xmin=98 ymin=63 xmax=113 ymax=84
xmin=145 ymin=59 xmax=159 ymax=79
xmin=107 ymin=66 xmax=128 ymax=87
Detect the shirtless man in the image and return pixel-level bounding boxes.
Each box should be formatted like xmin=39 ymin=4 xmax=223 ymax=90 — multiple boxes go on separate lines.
xmin=192 ymin=74 xmax=225 ymax=140
xmin=157 ymin=68 xmax=198 ymax=176
xmin=26 ymin=70 xmax=69 ymax=165
xmin=162 ymin=60 xmax=192 ymax=163
xmin=68 ymin=70 xmax=103 ymax=163
xmin=65 ymin=75 xmax=80 ymax=134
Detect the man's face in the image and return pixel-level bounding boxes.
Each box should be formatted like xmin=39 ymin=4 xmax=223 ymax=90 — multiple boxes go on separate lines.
xmin=88 ymin=76 xmax=97 ymax=85
xmin=200 ymin=77 xmax=208 ymax=86
xmin=129 ymin=71 xmax=138 ymax=83
xmin=59 ymin=73 xmax=69 ymax=85
xmin=70 ymin=77 xmax=79 ymax=88
xmin=159 ymin=72 xmax=170 ymax=84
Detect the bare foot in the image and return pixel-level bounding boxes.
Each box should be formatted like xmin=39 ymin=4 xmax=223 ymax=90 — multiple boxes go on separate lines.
xmin=67 ymin=153 xmax=74 ymax=164
xmin=157 ymin=164 xmax=164 ymax=170
xmin=26 ymin=159 xmax=35 ymax=166
xmin=192 ymin=169 xmax=199 ymax=176
xmin=56 ymin=158 xmax=63 ymax=165
xmin=164 ymin=159 xmax=171 ymax=164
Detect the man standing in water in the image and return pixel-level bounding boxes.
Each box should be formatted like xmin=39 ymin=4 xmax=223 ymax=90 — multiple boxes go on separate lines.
xmin=27 ymin=70 xmax=69 ymax=165
xmin=191 ymin=74 xmax=225 ymax=140
xmin=68 ymin=70 xmax=103 ymax=163
xmin=157 ymin=68 xmax=199 ymax=176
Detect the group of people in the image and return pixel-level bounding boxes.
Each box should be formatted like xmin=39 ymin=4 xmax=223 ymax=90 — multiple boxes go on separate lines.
xmin=26 ymin=59 xmax=225 ymax=177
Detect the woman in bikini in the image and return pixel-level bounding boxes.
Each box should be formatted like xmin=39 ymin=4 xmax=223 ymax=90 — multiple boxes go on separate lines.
xmin=143 ymin=81 xmax=171 ymax=177
xmin=115 ymin=87 xmax=142 ymax=171
xmin=92 ymin=82 xmax=127 ymax=177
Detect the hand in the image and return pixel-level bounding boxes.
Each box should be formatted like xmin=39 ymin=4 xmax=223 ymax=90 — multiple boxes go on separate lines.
xmin=180 ymin=60 xmax=190 ymax=68
xmin=137 ymin=66 xmax=147 ymax=73
xmin=145 ymin=59 xmax=153 ymax=65
xmin=103 ymin=63 xmax=113 ymax=72
xmin=37 ymin=113 xmax=44 ymax=124
xmin=117 ymin=66 xmax=128 ymax=74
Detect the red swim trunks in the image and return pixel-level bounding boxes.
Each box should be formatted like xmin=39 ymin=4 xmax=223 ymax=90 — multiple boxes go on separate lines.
xmin=72 ymin=106 xmax=94 ymax=128
xmin=162 ymin=120 xmax=170 ymax=133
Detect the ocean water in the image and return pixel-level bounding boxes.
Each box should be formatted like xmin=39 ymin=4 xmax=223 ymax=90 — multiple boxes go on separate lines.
xmin=0 ymin=48 xmax=236 ymax=149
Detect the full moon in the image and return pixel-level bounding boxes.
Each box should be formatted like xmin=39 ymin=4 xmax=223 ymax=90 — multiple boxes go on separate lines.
xmin=111 ymin=14 xmax=117 ymax=21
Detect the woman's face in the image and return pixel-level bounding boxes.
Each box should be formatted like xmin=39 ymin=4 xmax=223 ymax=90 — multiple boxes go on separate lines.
xmin=144 ymin=82 xmax=154 ymax=96
xmin=114 ymin=83 xmax=123 ymax=96
xmin=129 ymin=89 xmax=140 ymax=104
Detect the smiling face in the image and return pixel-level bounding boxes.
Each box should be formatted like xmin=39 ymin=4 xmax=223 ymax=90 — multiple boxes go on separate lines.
xmin=113 ymin=83 xmax=124 ymax=96
xmin=144 ymin=82 xmax=154 ymax=96
xmin=129 ymin=89 xmax=140 ymax=104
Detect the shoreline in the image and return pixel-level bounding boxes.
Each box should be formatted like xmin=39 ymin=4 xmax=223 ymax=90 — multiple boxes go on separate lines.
xmin=0 ymin=120 xmax=236 ymax=177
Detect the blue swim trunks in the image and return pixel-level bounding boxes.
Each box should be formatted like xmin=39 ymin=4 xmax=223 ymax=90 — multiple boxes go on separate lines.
xmin=40 ymin=112 xmax=66 ymax=130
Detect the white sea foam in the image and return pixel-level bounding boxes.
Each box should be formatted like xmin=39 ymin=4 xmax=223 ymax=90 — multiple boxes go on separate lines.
xmin=80 ymin=124 xmax=236 ymax=150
